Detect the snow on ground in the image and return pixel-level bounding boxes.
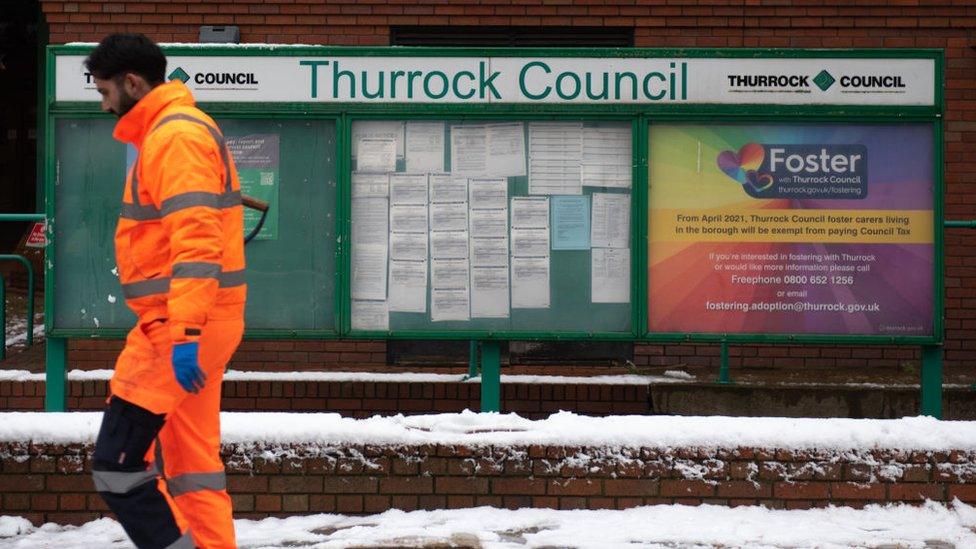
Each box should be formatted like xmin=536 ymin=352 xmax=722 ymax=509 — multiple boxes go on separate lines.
xmin=3 ymin=500 xmax=976 ymax=548
xmin=3 ymin=312 xmax=44 ymax=348
xmin=1 ymin=410 xmax=975 ymax=452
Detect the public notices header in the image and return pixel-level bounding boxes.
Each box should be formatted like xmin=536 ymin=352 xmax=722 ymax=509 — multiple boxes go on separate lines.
xmin=55 ymin=53 xmax=936 ymax=106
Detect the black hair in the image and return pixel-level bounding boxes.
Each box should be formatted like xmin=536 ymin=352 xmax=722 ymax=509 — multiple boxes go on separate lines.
xmin=84 ymin=33 xmax=166 ymax=84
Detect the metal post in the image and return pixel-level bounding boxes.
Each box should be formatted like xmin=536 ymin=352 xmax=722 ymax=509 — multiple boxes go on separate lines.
xmin=45 ymin=337 xmax=67 ymax=412
xmin=467 ymin=340 xmax=479 ymax=379
xmin=480 ymin=341 xmax=501 ymax=413
xmin=921 ymin=345 xmax=942 ymax=418
xmin=716 ymin=339 xmax=731 ymax=384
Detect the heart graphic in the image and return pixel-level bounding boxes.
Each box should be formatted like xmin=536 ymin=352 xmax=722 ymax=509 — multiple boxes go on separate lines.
xmin=746 ymin=170 xmax=774 ymax=192
xmin=716 ymin=143 xmax=765 ymax=185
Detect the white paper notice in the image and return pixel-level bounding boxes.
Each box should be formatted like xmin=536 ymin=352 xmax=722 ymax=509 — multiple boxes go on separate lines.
xmin=351 ymin=197 xmax=388 ymax=246
xmin=405 ymin=121 xmax=445 ymax=173
xmin=430 ymin=203 xmax=468 ymax=232
xmin=469 ymin=208 xmax=508 ymax=238
xmin=390 ymin=204 xmax=428 ymax=233
xmin=528 ymin=121 xmax=583 ymax=195
xmin=431 ymin=258 xmax=470 ymax=290
xmin=511 ymin=228 xmax=550 ymax=257
xmin=430 ymin=230 xmax=469 ymax=259
xmin=352 ymin=299 xmax=389 ymax=331
xmin=390 ymin=232 xmax=428 ymax=261
xmin=388 ymin=260 xmax=427 ymax=313
xmin=468 ymin=178 xmax=508 ymax=209
xmin=590 ymin=193 xmax=630 ymax=248
xmin=352 ymin=121 xmax=404 ymax=158
xmin=352 ymin=172 xmax=389 ymax=198
xmin=357 ymin=137 xmax=397 ymax=172
xmin=592 ymin=247 xmax=630 ymax=303
xmin=451 ymin=125 xmax=487 ymax=176
xmin=471 ymin=266 xmax=509 ymax=318
xmin=486 ymin=122 xmax=526 ymax=177
xmin=511 ymin=257 xmax=550 ymax=309
xmin=351 ymin=244 xmax=388 ymax=300
xmin=471 ymin=237 xmax=509 ymax=267
xmin=582 ymin=125 xmax=632 ymax=189
xmin=510 ymin=197 xmax=549 ymax=229
xmin=431 ymin=288 xmax=470 ymax=322
xmin=390 ymin=173 xmax=429 ymax=205
xmin=430 ymin=175 xmax=468 ymax=203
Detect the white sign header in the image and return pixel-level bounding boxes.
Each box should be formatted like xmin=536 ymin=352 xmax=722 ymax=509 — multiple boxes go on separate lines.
xmin=56 ymin=54 xmax=936 ymax=106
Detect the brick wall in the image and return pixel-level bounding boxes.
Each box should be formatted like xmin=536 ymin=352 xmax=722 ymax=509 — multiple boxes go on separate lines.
xmin=37 ymin=0 xmax=976 ymax=374
xmin=3 ymin=440 xmax=974 ymax=525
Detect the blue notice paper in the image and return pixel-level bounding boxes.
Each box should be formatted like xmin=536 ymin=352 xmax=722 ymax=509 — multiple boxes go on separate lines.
xmin=551 ymin=195 xmax=590 ymax=250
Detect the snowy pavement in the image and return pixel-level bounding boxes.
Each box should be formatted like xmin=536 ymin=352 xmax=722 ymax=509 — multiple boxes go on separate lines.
xmin=3 ymin=501 xmax=976 ymax=548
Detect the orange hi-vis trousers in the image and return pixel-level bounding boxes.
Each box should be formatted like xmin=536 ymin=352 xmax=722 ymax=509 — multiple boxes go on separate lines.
xmin=93 ymin=316 xmax=243 ymax=549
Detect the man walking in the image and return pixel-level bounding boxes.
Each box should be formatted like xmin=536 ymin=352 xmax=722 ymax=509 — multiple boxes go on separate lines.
xmin=86 ymin=34 xmax=246 ymax=549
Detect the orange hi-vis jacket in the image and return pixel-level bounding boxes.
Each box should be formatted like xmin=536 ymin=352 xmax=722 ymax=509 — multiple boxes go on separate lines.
xmin=114 ymin=80 xmax=246 ymax=344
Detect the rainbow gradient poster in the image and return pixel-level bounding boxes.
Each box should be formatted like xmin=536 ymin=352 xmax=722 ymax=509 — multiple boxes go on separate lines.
xmin=648 ymin=124 xmax=934 ymax=336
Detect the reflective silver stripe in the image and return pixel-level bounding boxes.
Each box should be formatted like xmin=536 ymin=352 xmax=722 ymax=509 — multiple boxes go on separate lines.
xmin=173 ymin=262 xmax=221 ymax=279
xmin=165 ymin=530 xmax=194 ymax=549
xmin=153 ymin=113 xmax=232 ymax=193
xmin=121 ymin=278 xmax=171 ymax=299
xmin=120 ymin=201 xmax=161 ymax=221
xmin=166 ymin=471 xmax=226 ymax=497
xmin=121 ymin=270 xmax=245 ymax=299
xmin=219 ymin=269 xmax=246 ymax=288
xmin=92 ymin=466 xmax=158 ymax=494
xmin=161 ymin=191 xmax=218 ymax=215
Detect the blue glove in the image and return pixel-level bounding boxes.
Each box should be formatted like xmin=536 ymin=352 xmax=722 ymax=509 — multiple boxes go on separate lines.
xmin=172 ymin=342 xmax=206 ymax=393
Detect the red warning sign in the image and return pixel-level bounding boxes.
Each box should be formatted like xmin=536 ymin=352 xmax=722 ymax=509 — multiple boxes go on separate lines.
xmin=25 ymin=222 xmax=46 ymax=248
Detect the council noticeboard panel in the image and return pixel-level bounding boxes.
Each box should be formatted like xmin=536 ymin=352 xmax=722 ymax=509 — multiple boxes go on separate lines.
xmin=648 ymin=123 xmax=935 ymax=337
xmin=348 ymin=119 xmax=633 ymax=335
xmin=52 ymin=117 xmax=337 ymax=333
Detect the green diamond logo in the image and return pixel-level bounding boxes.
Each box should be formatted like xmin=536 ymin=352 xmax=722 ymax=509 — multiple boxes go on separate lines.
xmin=168 ymin=67 xmax=190 ymax=83
xmin=813 ymin=70 xmax=835 ymax=91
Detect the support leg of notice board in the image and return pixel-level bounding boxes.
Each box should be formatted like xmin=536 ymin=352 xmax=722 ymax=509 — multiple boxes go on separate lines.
xmin=716 ymin=339 xmax=732 ymax=384
xmin=45 ymin=336 xmax=66 ymax=412
xmin=921 ymin=345 xmax=943 ymax=419
xmin=467 ymin=340 xmax=479 ymax=380
xmin=480 ymin=341 xmax=501 ymax=413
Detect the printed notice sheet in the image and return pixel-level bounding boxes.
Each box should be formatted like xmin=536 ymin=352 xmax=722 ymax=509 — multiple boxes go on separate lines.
xmin=352 ymin=121 xmax=403 ymax=158
xmin=390 ymin=173 xmax=429 ymax=205
xmin=351 ymin=243 xmax=388 ymax=301
xmin=389 ymin=232 xmax=427 ymax=261
xmin=356 ymin=138 xmax=397 ymax=172
xmin=469 ymin=178 xmax=508 ymax=210
xmin=431 ymin=288 xmax=470 ymax=322
xmin=486 ymin=122 xmax=526 ymax=177
xmin=590 ymin=193 xmax=630 ymax=249
xmin=551 ymin=195 xmax=590 ymax=250
xmin=351 ymin=197 xmax=388 ymax=246
xmin=510 ymin=197 xmax=549 ymax=229
xmin=582 ymin=125 xmax=632 ymax=189
xmin=390 ymin=204 xmax=428 ymax=234
xmin=430 ymin=175 xmax=468 ymax=203
xmin=352 ymin=172 xmax=389 ymax=198
xmin=351 ymin=299 xmax=389 ymax=331
xmin=431 ymin=230 xmax=469 ymax=259
xmin=451 ymin=125 xmax=487 ymax=176
xmin=430 ymin=203 xmax=468 ymax=232
xmin=388 ymin=260 xmax=427 ymax=313
xmin=511 ymin=228 xmax=550 ymax=258
xmin=471 ymin=237 xmax=509 ymax=267
xmin=431 ymin=258 xmax=470 ymax=290
xmin=591 ymin=247 xmax=630 ymax=303
xmin=511 ymin=257 xmax=550 ymax=309
xmin=405 ymin=121 xmax=445 ymax=173
xmin=528 ymin=121 xmax=583 ymax=195
xmin=470 ymin=208 xmax=508 ymax=238
xmin=471 ymin=266 xmax=510 ymax=318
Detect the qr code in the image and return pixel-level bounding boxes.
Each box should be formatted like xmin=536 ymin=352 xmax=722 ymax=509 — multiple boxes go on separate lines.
xmin=260 ymin=172 xmax=274 ymax=185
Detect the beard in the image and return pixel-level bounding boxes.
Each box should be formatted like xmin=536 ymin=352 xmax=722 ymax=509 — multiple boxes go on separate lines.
xmin=113 ymin=88 xmax=139 ymax=118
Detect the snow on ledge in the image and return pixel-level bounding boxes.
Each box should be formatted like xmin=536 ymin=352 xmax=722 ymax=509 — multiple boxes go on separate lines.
xmin=0 ymin=410 xmax=974 ymax=452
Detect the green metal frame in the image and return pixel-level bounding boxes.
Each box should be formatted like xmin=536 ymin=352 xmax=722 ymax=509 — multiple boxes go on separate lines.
xmin=43 ymin=45 xmax=946 ymax=413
